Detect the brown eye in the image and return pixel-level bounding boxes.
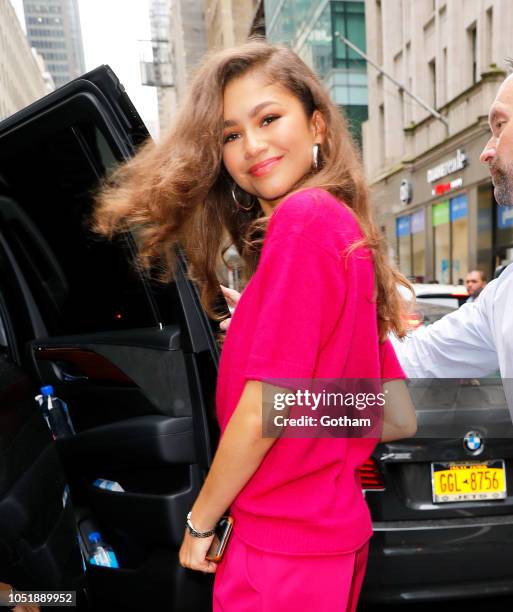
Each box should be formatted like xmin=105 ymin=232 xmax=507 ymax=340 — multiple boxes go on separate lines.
xmin=223 ymin=133 xmax=239 ymax=144
xmin=261 ymin=115 xmax=279 ymax=127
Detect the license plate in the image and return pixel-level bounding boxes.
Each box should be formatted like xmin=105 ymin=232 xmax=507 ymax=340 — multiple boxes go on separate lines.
xmin=431 ymin=460 xmax=507 ymax=503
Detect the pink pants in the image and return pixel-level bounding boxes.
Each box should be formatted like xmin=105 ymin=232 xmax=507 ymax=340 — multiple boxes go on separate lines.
xmin=213 ymin=532 xmax=369 ymax=612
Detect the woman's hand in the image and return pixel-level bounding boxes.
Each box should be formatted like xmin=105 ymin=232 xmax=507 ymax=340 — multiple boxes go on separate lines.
xmin=220 ymin=285 xmax=241 ymax=331
xmin=179 ymin=531 xmax=217 ymax=574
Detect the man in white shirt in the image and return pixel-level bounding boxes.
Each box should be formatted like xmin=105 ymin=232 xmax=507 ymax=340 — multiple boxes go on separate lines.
xmin=392 ymin=72 xmax=513 ymax=383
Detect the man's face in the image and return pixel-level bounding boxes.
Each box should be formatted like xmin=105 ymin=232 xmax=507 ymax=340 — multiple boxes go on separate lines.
xmin=465 ymin=271 xmax=486 ymax=296
xmin=480 ymin=75 xmax=513 ymax=206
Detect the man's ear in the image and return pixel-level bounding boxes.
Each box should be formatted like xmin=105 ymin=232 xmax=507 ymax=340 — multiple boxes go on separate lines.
xmin=312 ymin=110 xmax=327 ymax=143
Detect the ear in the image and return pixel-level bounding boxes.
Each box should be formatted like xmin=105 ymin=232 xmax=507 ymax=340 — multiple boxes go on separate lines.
xmin=311 ymin=110 xmax=327 ymax=144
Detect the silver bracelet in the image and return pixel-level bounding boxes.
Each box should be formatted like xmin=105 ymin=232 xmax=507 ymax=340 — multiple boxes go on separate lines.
xmin=186 ymin=511 xmax=216 ymax=538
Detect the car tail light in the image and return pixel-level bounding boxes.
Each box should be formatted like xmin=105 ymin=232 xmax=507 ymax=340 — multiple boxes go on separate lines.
xmin=357 ymin=458 xmax=385 ymax=491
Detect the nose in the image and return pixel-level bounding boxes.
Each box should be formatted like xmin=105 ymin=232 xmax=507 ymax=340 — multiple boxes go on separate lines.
xmin=480 ymin=139 xmax=496 ymax=165
xmin=244 ymin=130 xmax=267 ymax=159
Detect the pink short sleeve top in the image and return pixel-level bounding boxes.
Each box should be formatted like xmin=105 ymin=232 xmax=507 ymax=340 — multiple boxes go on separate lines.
xmin=216 ymin=187 xmax=405 ymax=555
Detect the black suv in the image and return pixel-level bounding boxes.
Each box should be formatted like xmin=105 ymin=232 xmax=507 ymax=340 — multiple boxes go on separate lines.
xmin=0 ymin=66 xmax=220 ymax=611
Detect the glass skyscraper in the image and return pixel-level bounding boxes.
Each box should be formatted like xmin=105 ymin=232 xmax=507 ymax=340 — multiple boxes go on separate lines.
xmin=23 ymin=0 xmax=86 ymax=88
xmin=265 ymin=0 xmax=367 ymax=147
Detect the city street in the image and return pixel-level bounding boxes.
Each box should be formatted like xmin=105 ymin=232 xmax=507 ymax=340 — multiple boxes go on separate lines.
xmin=2 ymin=0 xmax=513 ymax=610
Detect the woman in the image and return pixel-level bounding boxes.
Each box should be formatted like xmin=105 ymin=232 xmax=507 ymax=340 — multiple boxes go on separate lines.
xmin=93 ymin=39 xmax=415 ymax=611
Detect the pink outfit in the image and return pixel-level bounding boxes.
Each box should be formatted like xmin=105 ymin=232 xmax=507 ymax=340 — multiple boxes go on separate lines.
xmin=213 ymin=532 xmax=369 ymax=612
xmin=214 ymin=188 xmax=405 ymax=608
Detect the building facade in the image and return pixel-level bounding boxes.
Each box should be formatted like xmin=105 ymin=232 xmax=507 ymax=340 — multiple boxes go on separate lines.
xmin=23 ymin=0 xmax=85 ymax=88
xmin=0 ymin=0 xmax=48 ymax=121
xmin=265 ymin=0 xmax=368 ymax=146
xmin=147 ymin=0 xmax=176 ymax=135
xmin=205 ymin=0 xmax=261 ymax=50
xmin=168 ymin=0 xmax=206 ymax=103
xmin=364 ymin=0 xmax=513 ymax=284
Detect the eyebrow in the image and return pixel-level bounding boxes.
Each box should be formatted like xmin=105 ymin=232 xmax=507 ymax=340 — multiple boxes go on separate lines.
xmin=223 ymin=100 xmax=280 ymax=128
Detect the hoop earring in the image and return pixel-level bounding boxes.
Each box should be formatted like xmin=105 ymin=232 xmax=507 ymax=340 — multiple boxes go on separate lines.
xmin=312 ymin=143 xmax=320 ymax=170
xmin=231 ymin=185 xmax=254 ymax=211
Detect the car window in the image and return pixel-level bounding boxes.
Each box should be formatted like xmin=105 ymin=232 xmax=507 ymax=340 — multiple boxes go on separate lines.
xmin=0 ymin=123 xmax=161 ymax=336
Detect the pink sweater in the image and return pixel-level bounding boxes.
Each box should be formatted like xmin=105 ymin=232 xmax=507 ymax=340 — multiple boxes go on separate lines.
xmin=216 ymin=187 xmax=404 ymax=555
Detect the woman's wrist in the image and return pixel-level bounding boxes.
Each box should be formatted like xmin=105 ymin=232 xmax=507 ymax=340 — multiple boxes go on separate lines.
xmin=188 ymin=506 xmax=219 ymax=534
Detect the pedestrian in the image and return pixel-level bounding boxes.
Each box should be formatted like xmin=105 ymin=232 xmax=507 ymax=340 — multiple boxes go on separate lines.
xmin=92 ymin=39 xmax=416 ymax=611
xmin=464 ymin=269 xmax=487 ymax=302
xmin=389 ymin=65 xmax=513 ymax=381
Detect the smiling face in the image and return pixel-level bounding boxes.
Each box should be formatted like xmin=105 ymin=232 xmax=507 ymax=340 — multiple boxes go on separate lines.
xmin=222 ymin=70 xmax=326 ymax=216
xmin=480 ymin=75 xmax=513 ymax=206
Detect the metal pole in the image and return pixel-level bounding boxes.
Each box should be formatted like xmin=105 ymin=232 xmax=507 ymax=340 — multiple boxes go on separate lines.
xmin=336 ymin=34 xmax=449 ymax=132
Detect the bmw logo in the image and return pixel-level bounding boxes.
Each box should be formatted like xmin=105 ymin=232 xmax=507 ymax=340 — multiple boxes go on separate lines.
xmin=463 ymin=431 xmax=484 ymax=455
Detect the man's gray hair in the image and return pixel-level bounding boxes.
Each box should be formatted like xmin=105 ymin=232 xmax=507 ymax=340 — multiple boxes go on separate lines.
xmin=505 ymin=57 xmax=513 ymax=73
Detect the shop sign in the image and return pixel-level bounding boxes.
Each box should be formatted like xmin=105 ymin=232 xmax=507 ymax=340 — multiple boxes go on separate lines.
xmin=427 ymin=149 xmax=468 ymax=183
xmin=432 ymin=201 xmax=450 ymax=226
xmin=400 ymin=179 xmax=413 ymax=204
xmin=396 ymin=215 xmax=411 ymax=237
xmin=431 ymin=177 xmax=463 ymax=196
xmin=498 ymin=206 xmax=513 ymax=229
xmin=450 ymin=194 xmax=468 ymax=221
xmin=411 ymin=209 xmax=425 ymax=233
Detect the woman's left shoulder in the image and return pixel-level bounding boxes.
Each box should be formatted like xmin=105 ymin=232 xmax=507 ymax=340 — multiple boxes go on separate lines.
xmin=273 ymin=187 xmax=357 ymax=232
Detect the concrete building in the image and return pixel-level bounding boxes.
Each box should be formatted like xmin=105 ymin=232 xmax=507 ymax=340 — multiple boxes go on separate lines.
xmin=167 ymin=0 xmax=207 ymax=104
xmin=23 ymin=0 xmax=85 ymax=88
xmin=265 ymin=0 xmax=368 ymax=147
xmin=0 ymin=0 xmax=48 ymax=121
xmin=147 ymin=0 xmax=176 ymax=135
xmin=364 ymin=0 xmax=513 ymax=284
xmin=204 ymin=0 xmax=261 ymax=50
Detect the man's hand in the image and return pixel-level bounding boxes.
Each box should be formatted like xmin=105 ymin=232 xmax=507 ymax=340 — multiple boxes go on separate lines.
xmin=220 ymin=285 xmax=241 ymax=331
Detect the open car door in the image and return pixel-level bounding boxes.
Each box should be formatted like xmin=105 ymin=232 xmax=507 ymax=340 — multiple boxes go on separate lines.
xmin=0 ymin=66 xmax=219 ymax=611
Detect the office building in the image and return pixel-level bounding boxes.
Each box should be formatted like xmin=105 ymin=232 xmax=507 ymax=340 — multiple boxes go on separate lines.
xmin=364 ymin=0 xmax=513 ymax=283
xmin=23 ymin=0 xmax=85 ymax=88
xmin=265 ymin=0 xmax=368 ymax=146
xmin=205 ymin=0 xmax=261 ymax=50
xmin=0 ymin=0 xmax=48 ymax=120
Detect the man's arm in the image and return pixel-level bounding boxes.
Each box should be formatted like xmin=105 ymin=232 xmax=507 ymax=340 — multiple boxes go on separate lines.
xmin=391 ymin=282 xmax=499 ymax=378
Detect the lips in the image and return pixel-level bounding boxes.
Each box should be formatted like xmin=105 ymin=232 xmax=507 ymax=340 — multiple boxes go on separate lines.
xmin=249 ymin=156 xmax=283 ymax=177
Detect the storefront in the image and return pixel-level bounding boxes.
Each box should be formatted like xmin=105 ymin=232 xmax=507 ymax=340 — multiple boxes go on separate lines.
xmin=374 ymin=133 xmax=513 ymax=285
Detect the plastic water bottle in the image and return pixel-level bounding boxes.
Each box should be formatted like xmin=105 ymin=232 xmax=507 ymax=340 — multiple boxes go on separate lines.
xmin=93 ymin=479 xmax=124 ymax=492
xmin=35 ymin=385 xmax=75 ymax=439
xmin=87 ymin=532 xmax=119 ymax=568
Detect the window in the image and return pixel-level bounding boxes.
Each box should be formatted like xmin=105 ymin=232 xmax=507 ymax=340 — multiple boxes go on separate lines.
xmin=0 ymin=124 xmax=158 ymax=336
xmin=432 ymin=195 xmax=469 ymax=283
xmin=432 ymin=201 xmax=450 ymax=283
xmin=485 ymin=7 xmax=493 ymax=68
xmin=428 ymin=58 xmax=436 ymax=108
xmin=396 ymin=215 xmax=412 ymax=278
xmin=396 ymin=210 xmax=426 ymax=281
xmin=333 ymin=1 xmax=366 ymax=70
xmin=468 ymin=22 xmax=478 ymax=84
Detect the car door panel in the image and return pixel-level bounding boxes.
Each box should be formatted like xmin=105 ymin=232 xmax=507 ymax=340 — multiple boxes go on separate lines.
xmin=0 ymin=354 xmax=85 ymax=596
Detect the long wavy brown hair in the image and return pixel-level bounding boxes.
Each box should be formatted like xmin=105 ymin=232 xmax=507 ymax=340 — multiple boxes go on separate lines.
xmin=92 ymin=39 xmax=411 ymax=340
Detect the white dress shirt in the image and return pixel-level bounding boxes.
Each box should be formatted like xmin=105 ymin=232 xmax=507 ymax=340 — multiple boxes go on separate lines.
xmin=391 ymin=263 xmax=513 ymax=379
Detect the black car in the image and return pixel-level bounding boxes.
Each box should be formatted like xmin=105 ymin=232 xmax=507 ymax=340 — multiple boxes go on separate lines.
xmin=361 ymin=301 xmax=513 ymax=604
xmin=0 ymin=66 xmax=220 ymax=611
